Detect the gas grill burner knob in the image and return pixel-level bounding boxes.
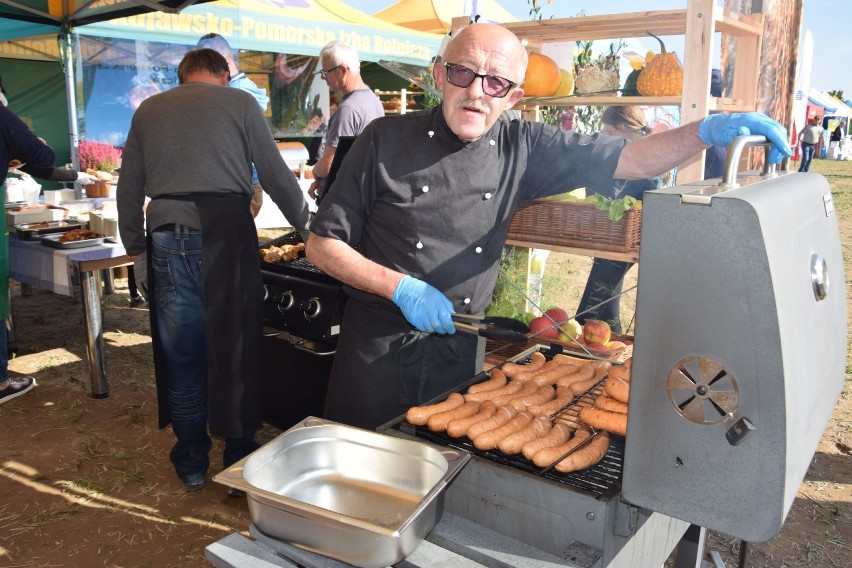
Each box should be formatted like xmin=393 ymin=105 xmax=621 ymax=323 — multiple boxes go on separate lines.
xmin=301 ymin=297 xmax=322 ymax=319
xmin=262 ymin=285 xmax=270 ymax=302
xmin=275 ymin=291 xmax=296 ymax=312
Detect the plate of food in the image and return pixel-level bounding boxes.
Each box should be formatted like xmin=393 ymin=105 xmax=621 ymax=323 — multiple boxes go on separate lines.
xmin=41 ymin=229 xmax=105 ymax=249
xmin=15 ymin=220 xmax=87 ymax=240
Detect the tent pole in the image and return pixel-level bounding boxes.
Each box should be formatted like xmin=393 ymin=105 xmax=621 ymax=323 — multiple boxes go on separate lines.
xmin=59 ymin=29 xmax=80 ymax=173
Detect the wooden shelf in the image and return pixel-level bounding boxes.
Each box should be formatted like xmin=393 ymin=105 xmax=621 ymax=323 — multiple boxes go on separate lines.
xmin=375 ymin=88 xmax=423 ymax=114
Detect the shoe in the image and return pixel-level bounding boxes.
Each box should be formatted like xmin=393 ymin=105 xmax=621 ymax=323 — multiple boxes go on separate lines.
xmin=0 ymin=377 xmax=36 ymax=404
xmin=130 ymin=296 xmax=146 ymax=308
xmin=227 ymin=487 xmax=246 ymax=498
xmin=181 ymin=474 xmax=205 ymax=492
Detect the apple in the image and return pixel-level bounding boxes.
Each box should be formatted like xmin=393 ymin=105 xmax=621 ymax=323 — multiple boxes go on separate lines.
xmin=582 ymin=319 xmax=612 ymax=345
xmin=529 ymin=316 xmax=559 ymax=339
xmin=558 ymin=318 xmax=583 ymax=342
xmin=584 ymin=341 xmax=611 ymax=351
xmin=544 ymin=307 xmax=570 ymax=325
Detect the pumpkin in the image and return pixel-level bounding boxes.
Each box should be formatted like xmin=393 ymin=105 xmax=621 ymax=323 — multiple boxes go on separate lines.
xmin=553 ymin=68 xmax=575 ymax=97
xmin=523 ymin=53 xmax=561 ymax=97
xmin=636 ymin=32 xmax=683 ymax=96
xmin=621 ymin=68 xmax=642 ymax=96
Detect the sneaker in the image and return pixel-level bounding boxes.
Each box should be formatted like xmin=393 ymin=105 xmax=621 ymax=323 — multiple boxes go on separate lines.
xmin=181 ymin=474 xmax=205 ymax=492
xmin=0 ymin=377 xmax=36 ymax=404
xmin=227 ymin=487 xmax=246 ymax=498
xmin=129 ymin=296 xmax=147 ymax=308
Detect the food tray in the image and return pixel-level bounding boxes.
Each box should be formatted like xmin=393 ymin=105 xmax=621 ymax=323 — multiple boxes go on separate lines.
xmin=15 ymin=220 xmax=87 ymax=240
xmin=484 ymin=333 xmax=633 ymax=367
xmin=507 ymin=199 xmax=642 ymax=253
xmin=41 ymin=233 xmax=105 ymax=249
xmin=213 ymin=417 xmax=469 ymax=568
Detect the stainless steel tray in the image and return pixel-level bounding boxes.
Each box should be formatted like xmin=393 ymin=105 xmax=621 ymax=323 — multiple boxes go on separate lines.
xmin=41 ymin=233 xmax=105 ymax=249
xmin=15 ymin=220 xmax=87 ymax=240
xmin=214 ymin=417 xmax=470 ymax=568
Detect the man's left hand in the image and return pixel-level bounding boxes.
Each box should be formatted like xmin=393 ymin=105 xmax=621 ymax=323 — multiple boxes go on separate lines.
xmin=699 ymin=112 xmax=792 ymax=164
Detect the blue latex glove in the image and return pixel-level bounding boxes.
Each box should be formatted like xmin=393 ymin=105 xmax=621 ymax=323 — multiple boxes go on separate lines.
xmin=392 ymin=275 xmax=455 ymax=334
xmin=698 ymin=112 xmax=793 ymax=165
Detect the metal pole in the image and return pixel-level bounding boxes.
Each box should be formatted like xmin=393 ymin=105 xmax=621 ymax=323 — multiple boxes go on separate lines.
xmin=59 ymin=29 xmax=81 ymax=178
xmin=79 ymin=267 xmax=109 ymax=398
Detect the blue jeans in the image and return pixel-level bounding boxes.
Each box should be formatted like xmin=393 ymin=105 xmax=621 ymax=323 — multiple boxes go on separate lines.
xmin=0 ymin=321 xmax=8 ymax=383
xmin=151 ymin=225 xmax=257 ymax=483
xmin=799 ymin=143 xmax=816 ymax=172
xmin=576 ymin=258 xmax=634 ymax=334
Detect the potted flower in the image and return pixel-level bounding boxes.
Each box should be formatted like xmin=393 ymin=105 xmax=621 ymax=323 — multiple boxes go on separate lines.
xmin=573 ymin=40 xmax=624 ymax=96
xmin=78 ymin=140 xmax=122 ymax=198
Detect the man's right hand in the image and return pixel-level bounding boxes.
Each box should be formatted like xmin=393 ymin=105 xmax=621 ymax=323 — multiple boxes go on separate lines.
xmin=392 ymin=275 xmax=455 ymax=334
xmin=132 ymin=253 xmax=149 ymax=300
xmin=307 ymin=179 xmax=321 ymax=200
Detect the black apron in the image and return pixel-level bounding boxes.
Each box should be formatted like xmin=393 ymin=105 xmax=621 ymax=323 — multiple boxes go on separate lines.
xmin=150 ymin=193 xmax=263 ymax=439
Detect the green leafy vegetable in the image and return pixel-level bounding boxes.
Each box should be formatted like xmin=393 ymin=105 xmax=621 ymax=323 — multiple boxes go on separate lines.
xmin=591 ymin=194 xmax=639 ymax=221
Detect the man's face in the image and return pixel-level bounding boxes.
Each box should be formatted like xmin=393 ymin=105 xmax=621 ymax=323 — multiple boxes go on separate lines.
xmin=434 ymin=26 xmax=526 ymax=142
xmin=320 ymin=56 xmax=345 ymax=93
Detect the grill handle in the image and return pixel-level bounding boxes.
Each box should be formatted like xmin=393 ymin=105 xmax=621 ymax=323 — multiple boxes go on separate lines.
xmin=719 ymin=134 xmax=776 ymax=190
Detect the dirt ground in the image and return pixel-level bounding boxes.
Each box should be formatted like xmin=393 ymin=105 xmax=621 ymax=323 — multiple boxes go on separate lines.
xmin=0 ymin=159 xmax=850 ymax=567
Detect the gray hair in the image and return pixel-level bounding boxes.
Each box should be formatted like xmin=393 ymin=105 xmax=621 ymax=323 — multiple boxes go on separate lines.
xmin=196 ymin=33 xmax=235 ymax=64
xmin=319 ymin=41 xmax=361 ymax=75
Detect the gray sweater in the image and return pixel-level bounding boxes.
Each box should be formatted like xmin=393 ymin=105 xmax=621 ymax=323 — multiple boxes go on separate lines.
xmin=117 ymin=81 xmax=310 ymax=255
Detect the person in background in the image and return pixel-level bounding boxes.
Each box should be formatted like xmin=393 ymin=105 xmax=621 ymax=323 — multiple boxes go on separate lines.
xmin=307 ymin=41 xmax=384 ymax=203
xmin=0 ymin=76 xmax=57 ymax=404
xmin=197 ymin=33 xmax=269 ymax=218
xmin=117 ymin=48 xmax=310 ymax=494
xmin=830 ymin=119 xmax=846 ymax=143
xmin=307 ymin=95 xmax=339 ymax=166
xmin=798 ymin=115 xmax=824 ymax=172
xmin=575 ymin=106 xmax=670 ymax=333
xmin=305 ymin=23 xmax=792 ymax=431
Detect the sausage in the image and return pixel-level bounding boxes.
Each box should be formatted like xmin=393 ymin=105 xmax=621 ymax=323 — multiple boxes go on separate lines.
xmin=473 ymin=412 xmax=533 ymax=451
xmin=498 ymin=416 xmax=553 ymax=454
xmin=604 ymin=375 xmax=630 ymax=403
xmin=623 ymin=356 xmax=633 ymax=370
xmin=491 ymin=380 xmax=538 ymax=407
xmin=466 ymin=368 xmax=508 ymax=394
xmin=500 ymin=351 xmax=546 ymax=378
xmin=592 ymin=360 xmax=613 ymax=379
xmin=465 ymin=405 xmax=518 ymax=440
xmin=508 ymin=384 xmax=557 ymax=412
xmin=427 ymin=400 xmax=481 ymax=432
xmin=530 ymin=363 xmax=583 ymax=387
xmin=406 ymin=392 xmax=464 ymax=426
xmin=607 ymin=364 xmax=631 ymax=383
xmin=447 ymin=401 xmax=497 ymax=438
xmin=527 ymin=393 xmax=574 ymax=416
xmin=555 ymin=363 xmax=595 ymax=388
xmin=554 ymin=431 xmax=610 ymax=473
xmin=512 ymin=359 xmax=561 ymax=382
xmin=578 ymin=406 xmax=628 ymax=436
xmin=594 ymin=394 xmax=629 ymax=414
xmin=568 ymin=376 xmax=601 ymax=396
xmin=532 ymin=428 xmax=592 ymax=468
xmin=552 ymin=354 xmax=593 ymax=366
xmin=521 ymin=422 xmax=572 ymax=461
xmin=464 ymin=379 xmax=524 ymax=402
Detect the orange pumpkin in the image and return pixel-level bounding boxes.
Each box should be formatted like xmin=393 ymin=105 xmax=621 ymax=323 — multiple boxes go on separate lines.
xmin=523 ymin=53 xmax=561 ymax=97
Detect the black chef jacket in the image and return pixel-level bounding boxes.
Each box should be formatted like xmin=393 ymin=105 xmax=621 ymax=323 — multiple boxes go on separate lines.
xmin=311 ymin=106 xmax=627 ymax=429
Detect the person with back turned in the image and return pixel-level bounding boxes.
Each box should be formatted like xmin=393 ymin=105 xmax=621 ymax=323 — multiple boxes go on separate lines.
xmin=117 ymin=48 xmax=310 ymax=493
xmin=306 ymin=23 xmax=792 ymax=431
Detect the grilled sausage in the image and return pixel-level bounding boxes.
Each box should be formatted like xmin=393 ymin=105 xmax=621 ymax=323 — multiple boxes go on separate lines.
xmin=511 ymin=359 xmax=559 ymax=382
xmin=465 ymin=405 xmax=518 ymax=440
xmin=532 ymin=428 xmax=592 ymax=467
xmin=427 ymin=400 xmax=481 ymax=432
xmin=578 ymin=406 xmax=628 ymax=436
xmin=498 ymin=416 xmax=553 ymax=454
xmin=527 ymin=393 xmax=574 ymax=417
xmin=568 ymin=377 xmax=601 ymax=396
xmin=594 ymin=394 xmax=628 ymax=414
xmin=553 ymin=431 xmax=610 ymax=473
xmin=491 ymin=380 xmax=538 ymax=407
xmin=521 ymin=422 xmax=573 ymax=461
xmin=447 ymin=400 xmax=497 ymax=438
xmin=500 ymin=351 xmax=547 ymax=378
xmin=473 ymin=411 xmax=533 ymax=451
xmin=555 ymin=363 xmax=596 ymax=388
xmin=604 ymin=375 xmax=630 ymax=403
xmin=464 ymin=379 xmax=523 ymax=402
xmin=607 ymin=364 xmax=631 ymax=383
xmin=406 ymin=392 xmax=464 ymax=426
xmin=552 ymin=354 xmax=593 ymax=366
xmin=508 ymin=384 xmax=557 ymax=412
xmin=466 ymin=368 xmax=508 ymax=394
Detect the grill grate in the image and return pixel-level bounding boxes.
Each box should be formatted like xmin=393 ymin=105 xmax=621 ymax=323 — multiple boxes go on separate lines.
xmin=260 ymin=233 xmax=334 ymax=279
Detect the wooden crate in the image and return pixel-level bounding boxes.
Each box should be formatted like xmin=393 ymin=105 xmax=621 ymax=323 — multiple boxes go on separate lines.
xmin=507 ymin=199 xmax=642 ymax=254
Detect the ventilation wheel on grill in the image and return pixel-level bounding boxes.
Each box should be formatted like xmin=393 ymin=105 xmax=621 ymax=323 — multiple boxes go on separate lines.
xmin=666 ymin=355 xmax=739 ymax=425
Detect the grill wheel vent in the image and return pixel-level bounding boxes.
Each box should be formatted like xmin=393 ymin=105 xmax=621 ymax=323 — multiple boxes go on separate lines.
xmin=666 ymin=355 xmax=739 ymax=425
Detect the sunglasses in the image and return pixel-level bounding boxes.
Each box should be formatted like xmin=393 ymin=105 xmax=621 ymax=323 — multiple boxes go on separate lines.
xmin=315 ymin=64 xmax=343 ymax=79
xmin=443 ymin=63 xmax=516 ymax=98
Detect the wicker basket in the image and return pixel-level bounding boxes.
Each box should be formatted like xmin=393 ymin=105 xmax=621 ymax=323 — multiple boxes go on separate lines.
xmin=507 ymin=199 xmax=642 ymax=254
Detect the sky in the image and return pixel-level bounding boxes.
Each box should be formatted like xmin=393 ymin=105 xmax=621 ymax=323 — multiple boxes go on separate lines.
xmin=345 ymin=0 xmax=851 ymax=103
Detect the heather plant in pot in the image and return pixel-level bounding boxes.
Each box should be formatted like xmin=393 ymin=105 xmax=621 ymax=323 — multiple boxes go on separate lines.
xmin=78 ymin=140 xmax=122 ymax=197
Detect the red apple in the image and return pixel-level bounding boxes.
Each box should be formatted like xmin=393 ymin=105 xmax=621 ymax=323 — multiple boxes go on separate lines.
xmin=544 ymin=307 xmax=570 ymax=325
xmin=529 ymin=316 xmax=559 ymax=339
xmin=582 ymin=319 xmax=612 ymax=345
xmin=584 ymin=341 xmax=611 ymax=351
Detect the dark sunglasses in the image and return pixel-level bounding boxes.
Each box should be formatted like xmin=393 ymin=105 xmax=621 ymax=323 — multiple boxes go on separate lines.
xmin=315 ymin=64 xmax=343 ymax=79
xmin=443 ymin=63 xmax=516 ymax=98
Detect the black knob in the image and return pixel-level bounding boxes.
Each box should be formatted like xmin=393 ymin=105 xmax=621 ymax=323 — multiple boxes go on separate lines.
xmin=302 ymin=297 xmax=322 ymax=319
xmin=262 ymin=285 xmax=269 ymax=302
xmin=276 ymin=291 xmax=296 ymax=313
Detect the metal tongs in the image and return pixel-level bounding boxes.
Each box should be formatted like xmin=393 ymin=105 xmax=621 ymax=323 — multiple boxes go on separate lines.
xmin=452 ymin=313 xmax=528 ymax=343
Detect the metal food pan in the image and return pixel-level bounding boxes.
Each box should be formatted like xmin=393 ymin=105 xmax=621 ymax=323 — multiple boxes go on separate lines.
xmin=15 ymin=220 xmax=87 ymax=240
xmin=213 ymin=417 xmax=469 ymax=568
xmin=41 ymin=233 xmax=105 ymax=249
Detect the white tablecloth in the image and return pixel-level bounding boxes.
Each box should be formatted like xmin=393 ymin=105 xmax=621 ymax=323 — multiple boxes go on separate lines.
xmin=9 ymin=234 xmax=128 ymax=296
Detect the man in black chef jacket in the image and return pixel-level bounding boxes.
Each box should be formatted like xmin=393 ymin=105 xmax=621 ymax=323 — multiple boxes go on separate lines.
xmin=306 ymin=23 xmax=792 ymax=430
